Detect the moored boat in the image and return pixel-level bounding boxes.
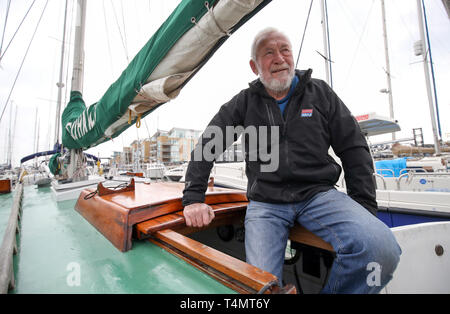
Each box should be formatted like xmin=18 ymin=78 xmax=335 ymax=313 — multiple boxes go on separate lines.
xmin=2 ymin=0 xmax=449 ymax=296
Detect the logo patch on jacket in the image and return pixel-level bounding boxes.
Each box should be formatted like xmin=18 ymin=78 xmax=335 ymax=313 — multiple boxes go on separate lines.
xmin=301 ymin=109 xmax=313 ymax=117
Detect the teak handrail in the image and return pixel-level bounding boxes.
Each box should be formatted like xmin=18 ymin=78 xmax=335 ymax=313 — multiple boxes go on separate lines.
xmin=136 ymin=202 xmax=248 ymax=238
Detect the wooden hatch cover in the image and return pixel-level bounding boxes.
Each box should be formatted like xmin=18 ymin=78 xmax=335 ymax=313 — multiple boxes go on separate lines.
xmin=75 ymin=179 xmax=247 ymax=252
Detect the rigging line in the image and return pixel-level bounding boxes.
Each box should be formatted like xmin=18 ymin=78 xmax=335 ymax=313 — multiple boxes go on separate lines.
xmin=391 ymin=0 xmax=417 ymax=43
xmin=134 ymin=0 xmax=144 ymax=42
xmin=295 ymin=0 xmax=314 ymax=68
xmin=120 ymin=0 xmax=129 ymax=58
xmin=420 ymin=1 xmax=450 ymax=56
xmin=324 ymin=0 xmax=333 ymax=88
xmin=422 ymin=0 xmax=442 ymax=139
xmin=144 ymin=118 xmax=151 ymax=139
xmin=110 ymin=0 xmax=129 ymax=62
xmin=0 ymin=0 xmax=49 ymax=124
xmin=342 ymin=0 xmax=375 ymax=91
xmin=0 ymin=0 xmax=12 ymax=57
xmin=336 ymin=0 xmax=381 ymax=71
xmin=0 ymin=0 xmax=36 ymax=62
xmin=63 ymin=0 xmax=76 ymax=109
xmin=103 ymin=0 xmax=115 ymax=78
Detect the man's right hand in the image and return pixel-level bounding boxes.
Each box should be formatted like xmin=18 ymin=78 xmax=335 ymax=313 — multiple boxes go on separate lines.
xmin=183 ymin=203 xmax=215 ymax=228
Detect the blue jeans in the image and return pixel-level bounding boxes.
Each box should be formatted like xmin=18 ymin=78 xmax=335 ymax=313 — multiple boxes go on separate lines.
xmin=244 ymin=189 xmax=401 ymax=294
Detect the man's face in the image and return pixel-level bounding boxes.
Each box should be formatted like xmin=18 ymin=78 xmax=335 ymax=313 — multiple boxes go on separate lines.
xmin=250 ymin=32 xmax=295 ymax=93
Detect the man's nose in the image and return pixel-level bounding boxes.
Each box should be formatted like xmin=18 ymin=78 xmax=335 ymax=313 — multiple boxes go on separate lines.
xmin=273 ymin=50 xmax=284 ymax=63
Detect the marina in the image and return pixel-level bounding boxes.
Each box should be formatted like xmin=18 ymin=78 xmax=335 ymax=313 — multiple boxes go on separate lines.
xmin=1 ymin=0 xmax=449 ymax=295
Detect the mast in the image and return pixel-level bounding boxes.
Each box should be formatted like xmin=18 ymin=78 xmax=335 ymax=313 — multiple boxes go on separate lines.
xmin=34 ymin=107 xmax=38 ymax=153
xmin=6 ymin=103 xmax=17 ymax=168
xmin=67 ymin=0 xmax=87 ymax=179
xmin=54 ymin=0 xmax=69 ymax=146
xmin=320 ymin=0 xmax=332 ymax=87
xmin=71 ymin=0 xmax=87 ymax=94
xmin=415 ymin=0 xmax=441 ymax=155
xmin=421 ymin=1 xmax=442 ymax=142
xmin=6 ymin=101 xmax=13 ymax=167
xmin=380 ymin=0 xmax=395 ymax=141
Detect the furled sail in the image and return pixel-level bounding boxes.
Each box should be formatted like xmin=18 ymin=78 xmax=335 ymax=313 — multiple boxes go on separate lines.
xmin=62 ymin=0 xmax=271 ymax=149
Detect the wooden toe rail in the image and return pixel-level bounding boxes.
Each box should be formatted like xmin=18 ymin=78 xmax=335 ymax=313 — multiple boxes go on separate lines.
xmin=150 ymin=229 xmax=295 ymax=294
xmin=137 ymin=201 xmax=332 ymax=294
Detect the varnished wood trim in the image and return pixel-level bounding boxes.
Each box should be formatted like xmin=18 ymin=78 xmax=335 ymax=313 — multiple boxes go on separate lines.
xmin=153 ymin=229 xmax=279 ymax=293
xmin=289 ymin=224 xmax=334 ymax=252
xmin=136 ymin=202 xmax=247 ymax=236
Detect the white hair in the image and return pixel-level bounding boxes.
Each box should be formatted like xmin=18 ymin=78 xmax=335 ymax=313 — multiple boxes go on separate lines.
xmin=250 ymin=27 xmax=291 ymax=61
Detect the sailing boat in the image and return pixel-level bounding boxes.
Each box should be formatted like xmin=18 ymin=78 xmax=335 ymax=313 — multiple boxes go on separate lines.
xmin=1 ymin=0 xmax=449 ymax=295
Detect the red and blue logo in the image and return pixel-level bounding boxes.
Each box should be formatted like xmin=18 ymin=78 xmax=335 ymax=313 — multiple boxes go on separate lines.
xmin=301 ymin=109 xmax=313 ymax=117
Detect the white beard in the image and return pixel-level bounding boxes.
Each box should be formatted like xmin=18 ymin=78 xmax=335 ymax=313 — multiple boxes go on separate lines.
xmin=259 ymin=66 xmax=295 ymax=93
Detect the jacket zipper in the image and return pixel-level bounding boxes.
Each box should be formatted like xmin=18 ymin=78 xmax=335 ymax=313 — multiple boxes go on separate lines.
xmin=265 ymin=103 xmax=276 ymax=126
xmin=249 ymin=179 xmax=258 ymax=196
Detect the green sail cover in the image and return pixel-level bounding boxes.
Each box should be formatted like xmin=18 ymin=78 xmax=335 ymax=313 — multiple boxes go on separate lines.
xmin=61 ymin=0 xmax=271 ymax=150
xmin=48 ymin=152 xmax=61 ymax=175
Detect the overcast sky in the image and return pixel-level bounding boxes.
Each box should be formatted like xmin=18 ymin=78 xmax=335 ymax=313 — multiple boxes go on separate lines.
xmin=1 ymin=0 xmax=449 ymax=166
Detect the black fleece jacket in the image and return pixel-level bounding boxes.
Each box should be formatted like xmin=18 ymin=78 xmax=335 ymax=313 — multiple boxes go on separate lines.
xmin=182 ymin=69 xmax=378 ymax=215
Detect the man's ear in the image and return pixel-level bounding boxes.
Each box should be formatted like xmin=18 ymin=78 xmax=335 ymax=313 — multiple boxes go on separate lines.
xmin=249 ymin=59 xmax=259 ymax=76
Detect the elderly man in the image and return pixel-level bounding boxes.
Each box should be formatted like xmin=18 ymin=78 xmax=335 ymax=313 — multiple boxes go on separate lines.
xmin=182 ymin=27 xmax=401 ymax=293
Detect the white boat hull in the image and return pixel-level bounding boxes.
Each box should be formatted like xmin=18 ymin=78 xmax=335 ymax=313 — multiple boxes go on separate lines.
xmin=51 ymin=176 xmax=104 ymax=202
xmin=382 ymin=221 xmax=450 ymax=293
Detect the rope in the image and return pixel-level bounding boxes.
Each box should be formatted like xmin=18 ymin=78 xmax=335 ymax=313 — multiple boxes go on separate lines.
xmin=110 ymin=0 xmax=129 ymax=62
xmin=102 ymin=0 xmax=115 ymax=77
xmin=83 ymin=181 xmax=129 ymax=200
xmin=295 ymin=0 xmax=314 ymax=68
xmin=136 ymin=114 xmax=142 ymax=128
xmin=324 ymin=0 xmax=333 ymax=88
xmin=257 ymin=280 xmax=279 ymax=294
xmin=0 ymin=0 xmax=49 ymax=124
xmin=0 ymin=0 xmax=37 ymax=62
xmin=0 ymin=0 xmax=12 ymax=58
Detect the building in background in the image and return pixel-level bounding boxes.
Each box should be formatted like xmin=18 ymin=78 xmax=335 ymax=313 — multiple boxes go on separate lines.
xmin=110 ymin=127 xmax=250 ymax=166
xmin=148 ymin=128 xmax=202 ymax=165
xmin=111 ymin=127 xmax=202 ymax=166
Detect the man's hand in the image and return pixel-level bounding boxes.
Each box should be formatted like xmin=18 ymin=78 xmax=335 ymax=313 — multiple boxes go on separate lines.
xmin=183 ymin=203 xmax=215 ymax=228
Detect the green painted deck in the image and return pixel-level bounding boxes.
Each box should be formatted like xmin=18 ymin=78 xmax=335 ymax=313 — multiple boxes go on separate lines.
xmin=8 ymin=185 xmax=235 ymax=294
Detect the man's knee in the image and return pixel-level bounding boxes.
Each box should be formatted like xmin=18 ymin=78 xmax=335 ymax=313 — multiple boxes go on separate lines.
xmin=358 ymin=224 xmax=402 ymax=283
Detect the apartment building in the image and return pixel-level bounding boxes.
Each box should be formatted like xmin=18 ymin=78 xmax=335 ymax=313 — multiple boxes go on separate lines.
xmin=120 ymin=128 xmax=201 ymax=165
